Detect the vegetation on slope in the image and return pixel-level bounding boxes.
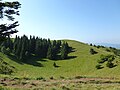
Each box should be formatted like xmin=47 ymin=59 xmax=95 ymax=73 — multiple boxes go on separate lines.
xmin=0 ymin=35 xmax=72 ymax=62
xmin=0 ymin=39 xmax=120 ymax=79
xmin=0 ymin=54 xmax=15 ymax=75
xmin=0 ymin=39 xmax=120 ymax=89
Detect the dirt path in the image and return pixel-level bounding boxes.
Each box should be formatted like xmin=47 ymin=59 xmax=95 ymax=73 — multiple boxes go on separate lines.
xmin=0 ymin=77 xmax=120 ymax=89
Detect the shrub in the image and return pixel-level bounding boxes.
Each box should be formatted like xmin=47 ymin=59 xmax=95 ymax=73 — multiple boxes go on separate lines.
xmin=96 ymin=64 xmax=103 ymax=69
xmin=75 ymin=76 xmax=83 ymax=79
xmin=108 ymin=55 xmax=115 ymax=62
xmin=90 ymin=48 xmax=97 ymax=55
xmin=62 ymin=86 xmax=70 ymax=90
xmin=100 ymin=55 xmax=108 ymax=62
xmin=90 ymin=43 xmax=92 ymax=46
xmin=36 ymin=77 xmax=44 ymax=80
xmin=96 ymin=45 xmax=100 ymax=48
xmin=50 ymin=76 xmax=54 ymax=80
xmin=106 ymin=48 xmax=111 ymax=52
xmin=0 ymin=63 xmax=14 ymax=75
xmin=60 ymin=76 xmax=65 ymax=79
xmin=106 ymin=61 xmax=114 ymax=68
xmin=97 ymin=59 xmax=105 ymax=63
xmin=1 ymin=46 xmax=6 ymax=54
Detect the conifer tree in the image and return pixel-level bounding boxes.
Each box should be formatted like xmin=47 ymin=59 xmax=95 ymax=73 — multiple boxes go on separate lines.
xmin=13 ymin=36 xmax=19 ymax=53
xmin=15 ymin=37 xmax=21 ymax=59
xmin=47 ymin=46 xmax=54 ymax=60
xmin=6 ymin=36 xmax=13 ymax=51
xmin=19 ymin=35 xmax=29 ymax=61
xmin=20 ymin=43 xmax=25 ymax=60
xmin=31 ymin=36 xmax=36 ymax=54
xmin=0 ymin=0 xmax=21 ymax=41
xmin=61 ymin=42 xmax=68 ymax=59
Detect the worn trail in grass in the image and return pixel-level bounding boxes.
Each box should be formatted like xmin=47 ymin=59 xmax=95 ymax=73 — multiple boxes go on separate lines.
xmin=0 ymin=77 xmax=120 ymax=90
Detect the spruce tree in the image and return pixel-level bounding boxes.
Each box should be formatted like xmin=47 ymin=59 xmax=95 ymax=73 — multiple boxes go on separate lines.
xmin=13 ymin=36 xmax=19 ymax=53
xmin=6 ymin=36 xmax=13 ymax=51
xmin=19 ymin=35 xmax=29 ymax=61
xmin=47 ymin=46 xmax=54 ymax=60
xmin=61 ymin=42 xmax=68 ymax=59
xmin=20 ymin=44 xmax=25 ymax=61
xmin=15 ymin=37 xmax=22 ymax=59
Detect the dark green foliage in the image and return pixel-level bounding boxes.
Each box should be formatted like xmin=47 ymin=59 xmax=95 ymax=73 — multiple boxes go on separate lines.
xmin=90 ymin=48 xmax=97 ymax=55
xmin=106 ymin=61 xmax=114 ymax=68
xmin=47 ymin=46 xmax=54 ymax=60
xmin=0 ymin=47 xmax=10 ymax=55
xmin=61 ymin=42 xmax=69 ymax=59
xmin=97 ymin=59 xmax=105 ymax=63
xmin=0 ymin=60 xmax=15 ymax=75
xmin=106 ymin=55 xmax=115 ymax=68
xmin=98 ymin=54 xmax=115 ymax=63
xmin=13 ymin=35 xmax=19 ymax=53
xmin=96 ymin=45 xmax=100 ymax=48
xmin=98 ymin=55 xmax=108 ymax=63
xmin=90 ymin=43 xmax=92 ymax=46
xmin=0 ymin=0 xmax=21 ymax=41
xmin=1 ymin=46 xmax=6 ymax=54
xmin=53 ymin=62 xmax=60 ymax=68
xmin=5 ymin=48 xmax=11 ymax=55
xmin=36 ymin=77 xmax=44 ymax=80
xmin=93 ymin=44 xmax=105 ymax=49
xmin=96 ymin=64 xmax=103 ymax=69
xmin=53 ymin=62 xmax=56 ymax=67
xmin=105 ymin=48 xmax=111 ymax=52
xmin=29 ymin=36 xmax=36 ymax=54
xmin=97 ymin=54 xmax=115 ymax=69
xmin=25 ymin=51 xmax=30 ymax=58
xmin=19 ymin=35 xmax=29 ymax=61
xmin=109 ymin=47 xmax=120 ymax=56
xmin=15 ymin=37 xmax=21 ymax=59
xmin=93 ymin=45 xmax=96 ymax=47
xmin=108 ymin=55 xmax=115 ymax=62
xmin=35 ymin=39 xmax=42 ymax=57
xmin=0 ymin=35 xmax=72 ymax=62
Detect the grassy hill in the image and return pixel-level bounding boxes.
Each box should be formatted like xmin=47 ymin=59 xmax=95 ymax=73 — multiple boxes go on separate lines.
xmin=0 ymin=40 xmax=120 ymax=79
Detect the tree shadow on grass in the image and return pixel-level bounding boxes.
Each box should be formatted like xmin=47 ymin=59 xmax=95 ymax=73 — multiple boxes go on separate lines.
xmin=109 ymin=64 xmax=117 ymax=68
xmin=53 ymin=62 xmax=61 ymax=68
xmin=23 ymin=56 xmax=47 ymax=67
xmin=7 ymin=54 xmax=46 ymax=67
xmin=68 ymin=47 xmax=76 ymax=53
xmin=7 ymin=54 xmax=23 ymax=64
xmin=97 ymin=66 xmax=104 ymax=69
xmin=51 ymin=55 xmax=77 ymax=61
xmin=67 ymin=56 xmax=77 ymax=59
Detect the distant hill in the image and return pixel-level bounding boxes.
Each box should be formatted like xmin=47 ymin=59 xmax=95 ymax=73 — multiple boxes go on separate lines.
xmin=95 ymin=43 xmax=120 ymax=49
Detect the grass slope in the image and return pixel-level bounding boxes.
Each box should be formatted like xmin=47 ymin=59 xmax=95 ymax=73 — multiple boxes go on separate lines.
xmin=0 ymin=40 xmax=120 ymax=79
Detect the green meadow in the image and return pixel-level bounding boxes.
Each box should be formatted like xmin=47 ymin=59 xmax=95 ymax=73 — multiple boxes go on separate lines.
xmin=0 ymin=40 xmax=120 ymax=78
xmin=1 ymin=40 xmax=120 ymax=90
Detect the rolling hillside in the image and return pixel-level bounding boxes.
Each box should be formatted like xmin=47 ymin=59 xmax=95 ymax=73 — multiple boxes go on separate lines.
xmin=0 ymin=40 xmax=120 ymax=79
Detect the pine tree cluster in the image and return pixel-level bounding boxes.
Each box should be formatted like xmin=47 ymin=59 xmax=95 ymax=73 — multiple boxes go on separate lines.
xmin=0 ymin=35 xmax=71 ymax=62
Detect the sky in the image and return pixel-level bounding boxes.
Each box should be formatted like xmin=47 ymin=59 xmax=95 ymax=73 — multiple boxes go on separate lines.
xmin=9 ymin=0 xmax=120 ymax=44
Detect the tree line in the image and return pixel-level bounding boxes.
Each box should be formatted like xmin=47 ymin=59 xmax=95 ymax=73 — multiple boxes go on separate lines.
xmin=0 ymin=35 xmax=72 ymax=62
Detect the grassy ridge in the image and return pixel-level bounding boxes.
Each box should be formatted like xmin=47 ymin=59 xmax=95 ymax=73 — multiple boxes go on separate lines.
xmin=0 ymin=40 xmax=120 ymax=79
